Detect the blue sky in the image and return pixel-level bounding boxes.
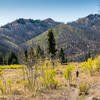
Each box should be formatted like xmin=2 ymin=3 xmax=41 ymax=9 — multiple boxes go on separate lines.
xmin=0 ymin=0 xmax=98 ymax=25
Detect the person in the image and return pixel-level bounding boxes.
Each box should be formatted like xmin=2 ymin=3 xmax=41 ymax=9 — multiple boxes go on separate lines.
xmin=76 ymin=71 xmax=79 ymax=78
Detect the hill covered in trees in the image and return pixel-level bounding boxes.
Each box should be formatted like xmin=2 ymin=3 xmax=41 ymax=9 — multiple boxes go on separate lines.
xmin=0 ymin=18 xmax=60 ymax=54
xmin=1 ymin=14 xmax=100 ymax=61
xmin=26 ymin=15 xmax=100 ymax=61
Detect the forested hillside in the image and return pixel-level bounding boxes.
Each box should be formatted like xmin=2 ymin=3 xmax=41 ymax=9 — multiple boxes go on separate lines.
xmin=26 ymin=14 xmax=100 ymax=61
xmin=1 ymin=14 xmax=100 ymax=61
xmin=0 ymin=18 xmax=60 ymax=53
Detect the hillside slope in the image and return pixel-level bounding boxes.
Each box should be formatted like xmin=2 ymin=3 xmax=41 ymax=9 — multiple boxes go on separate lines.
xmin=25 ymin=24 xmax=89 ymax=61
xmin=1 ymin=14 xmax=100 ymax=60
xmin=69 ymin=14 xmax=100 ymax=41
xmin=26 ymin=14 xmax=100 ymax=61
xmin=0 ymin=18 xmax=60 ymax=53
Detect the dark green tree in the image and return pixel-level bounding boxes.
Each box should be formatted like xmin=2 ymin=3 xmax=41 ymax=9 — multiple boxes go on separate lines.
xmin=7 ymin=52 xmax=19 ymax=65
xmin=59 ymin=48 xmax=66 ymax=64
xmin=24 ymin=49 xmax=28 ymax=61
xmin=36 ymin=45 xmax=44 ymax=59
xmin=0 ymin=53 xmax=3 ymax=65
xmin=85 ymin=51 xmax=91 ymax=61
xmin=29 ymin=47 xmax=35 ymax=59
xmin=47 ymin=29 xmax=56 ymax=58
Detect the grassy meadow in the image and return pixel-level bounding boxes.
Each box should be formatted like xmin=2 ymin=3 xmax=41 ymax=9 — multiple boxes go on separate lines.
xmin=0 ymin=56 xmax=99 ymax=100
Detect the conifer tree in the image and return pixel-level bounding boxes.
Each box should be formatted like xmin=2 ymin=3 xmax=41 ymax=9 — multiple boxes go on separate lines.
xmin=0 ymin=53 xmax=3 ymax=65
xmin=7 ymin=52 xmax=18 ymax=65
xmin=24 ymin=49 xmax=28 ymax=61
xmin=29 ymin=47 xmax=35 ymax=59
xmin=36 ymin=45 xmax=44 ymax=59
xmin=85 ymin=51 xmax=91 ymax=61
xmin=59 ymin=48 xmax=66 ymax=64
xmin=47 ymin=29 xmax=56 ymax=59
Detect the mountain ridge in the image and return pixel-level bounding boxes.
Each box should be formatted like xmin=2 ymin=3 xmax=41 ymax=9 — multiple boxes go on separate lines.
xmin=26 ymin=14 xmax=100 ymax=61
xmin=0 ymin=14 xmax=100 ymax=61
xmin=0 ymin=18 xmax=60 ymax=53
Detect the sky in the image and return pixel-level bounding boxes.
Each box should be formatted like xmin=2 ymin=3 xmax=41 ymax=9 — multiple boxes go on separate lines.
xmin=0 ymin=0 xmax=98 ymax=26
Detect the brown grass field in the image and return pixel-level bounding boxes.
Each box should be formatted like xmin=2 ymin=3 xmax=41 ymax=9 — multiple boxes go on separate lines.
xmin=0 ymin=62 xmax=99 ymax=100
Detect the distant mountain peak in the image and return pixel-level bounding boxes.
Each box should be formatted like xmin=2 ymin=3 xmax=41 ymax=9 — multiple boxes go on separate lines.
xmin=86 ymin=14 xmax=100 ymax=21
xmin=0 ymin=17 xmax=60 ymax=53
xmin=15 ymin=18 xmax=26 ymax=24
xmin=43 ymin=18 xmax=55 ymax=22
xmin=87 ymin=14 xmax=100 ymax=18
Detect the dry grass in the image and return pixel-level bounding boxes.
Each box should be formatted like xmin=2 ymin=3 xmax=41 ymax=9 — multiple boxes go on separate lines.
xmin=0 ymin=62 xmax=100 ymax=100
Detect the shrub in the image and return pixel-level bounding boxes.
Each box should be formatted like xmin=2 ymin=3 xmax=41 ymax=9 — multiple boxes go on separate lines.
xmin=79 ymin=83 xmax=89 ymax=95
xmin=7 ymin=79 xmax=12 ymax=94
xmin=64 ymin=64 xmax=75 ymax=80
xmin=41 ymin=69 xmax=58 ymax=89
xmin=0 ymin=80 xmax=6 ymax=95
xmin=12 ymin=89 xmax=23 ymax=95
xmin=81 ymin=57 xmax=100 ymax=75
xmin=64 ymin=64 xmax=75 ymax=87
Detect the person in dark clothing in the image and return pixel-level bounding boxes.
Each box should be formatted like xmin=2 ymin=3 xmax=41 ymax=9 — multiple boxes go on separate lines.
xmin=76 ymin=71 xmax=79 ymax=78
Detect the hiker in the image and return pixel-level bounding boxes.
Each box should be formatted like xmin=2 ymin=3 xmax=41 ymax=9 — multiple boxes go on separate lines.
xmin=76 ymin=71 xmax=79 ymax=78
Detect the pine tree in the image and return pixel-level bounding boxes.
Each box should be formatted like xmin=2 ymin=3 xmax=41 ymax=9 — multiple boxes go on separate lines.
xmin=47 ymin=29 xmax=56 ymax=58
xmin=29 ymin=47 xmax=35 ymax=60
xmin=36 ymin=45 xmax=44 ymax=59
xmin=59 ymin=48 xmax=66 ymax=64
xmin=24 ymin=49 xmax=28 ymax=61
xmin=7 ymin=52 xmax=19 ymax=65
xmin=85 ymin=51 xmax=91 ymax=61
xmin=0 ymin=53 xmax=3 ymax=65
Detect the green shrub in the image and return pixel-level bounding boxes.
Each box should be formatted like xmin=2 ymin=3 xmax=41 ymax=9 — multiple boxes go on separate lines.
xmin=41 ymin=69 xmax=58 ymax=89
xmin=79 ymin=83 xmax=89 ymax=95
